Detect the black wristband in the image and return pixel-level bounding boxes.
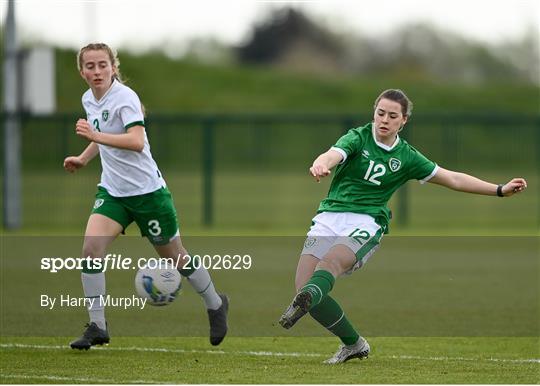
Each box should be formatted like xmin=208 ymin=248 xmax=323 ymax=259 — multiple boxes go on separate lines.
xmin=496 ymin=184 xmax=504 ymax=197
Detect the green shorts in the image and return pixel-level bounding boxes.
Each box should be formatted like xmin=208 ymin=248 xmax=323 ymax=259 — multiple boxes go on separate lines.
xmin=91 ymin=186 xmax=179 ymax=245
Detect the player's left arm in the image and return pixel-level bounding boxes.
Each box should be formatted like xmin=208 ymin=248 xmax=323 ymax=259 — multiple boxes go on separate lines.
xmin=428 ymin=167 xmax=527 ymax=197
xmin=75 ymin=119 xmax=145 ymax=152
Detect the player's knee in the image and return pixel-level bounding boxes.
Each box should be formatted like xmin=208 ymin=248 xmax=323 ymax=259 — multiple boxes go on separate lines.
xmin=81 ymin=239 xmax=106 ymax=260
xmin=317 ymin=258 xmax=342 ymax=277
xmin=170 ymin=246 xmax=189 ymax=269
xmin=176 ymin=253 xmax=191 ymax=270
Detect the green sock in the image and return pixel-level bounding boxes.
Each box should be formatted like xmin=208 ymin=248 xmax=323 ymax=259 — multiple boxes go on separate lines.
xmin=178 ymin=255 xmax=200 ymax=277
xmin=300 ymin=269 xmax=335 ymax=309
xmin=309 ymin=295 xmax=360 ymax=346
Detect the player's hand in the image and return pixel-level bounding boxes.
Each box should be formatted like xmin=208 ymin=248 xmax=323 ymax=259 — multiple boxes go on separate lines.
xmin=309 ymin=163 xmax=331 ymax=182
xmin=63 ymin=156 xmax=85 ymax=173
xmin=75 ymin=119 xmax=97 ymax=142
xmin=502 ymin=178 xmax=527 ymax=197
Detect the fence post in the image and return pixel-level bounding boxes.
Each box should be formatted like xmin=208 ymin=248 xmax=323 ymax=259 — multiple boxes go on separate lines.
xmin=396 ymin=180 xmax=409 ymax=227
xmin=537 ymin=118 xmax=540 ymax=229
xmin=202 ymin=117 xmax=215 ymax=227
xmin=396 ymin=123 xmax=411 ymax=227
xmin=3 ymin=0 xmax=22 ymax=229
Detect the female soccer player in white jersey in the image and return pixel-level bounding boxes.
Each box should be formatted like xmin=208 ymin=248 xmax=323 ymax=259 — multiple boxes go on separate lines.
xmin=64 ymin=43 xmax=228 ymax=350
xmin=278 ymin=89 xmax=528 ymax=364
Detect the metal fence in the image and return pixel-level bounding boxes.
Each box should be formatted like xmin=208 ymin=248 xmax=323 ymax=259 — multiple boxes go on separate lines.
xmin=2 ymin=112 xmax=539 ymax=231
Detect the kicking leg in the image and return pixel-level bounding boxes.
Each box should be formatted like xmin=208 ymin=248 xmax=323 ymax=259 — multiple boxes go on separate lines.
xmin=311 ymin=295 xmax=370 ymax=364
xmin=312 ymin=246 xmax=369 ymax=363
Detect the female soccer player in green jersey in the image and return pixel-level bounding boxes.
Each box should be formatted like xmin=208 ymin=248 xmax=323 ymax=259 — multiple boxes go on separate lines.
xmin=64 ymin=43 xmax=228 ymax=350
xmin=278 ymin=89 xmax=528 ymax=364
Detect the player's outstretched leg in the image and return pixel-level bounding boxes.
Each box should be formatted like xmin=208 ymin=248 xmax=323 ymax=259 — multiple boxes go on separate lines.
xmin=207 ymin=294 xmax=229 ymax=346
xmin=324 ymin=336 xmax=370 ymax=364
xmin=70 ymin=322 xmax=110 ymax=350
xmin=278 ymin=291 xmax=313 ymax=329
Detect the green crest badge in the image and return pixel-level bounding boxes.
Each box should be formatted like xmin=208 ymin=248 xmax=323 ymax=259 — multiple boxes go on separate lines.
xmin=389 ymin=158 xmax=401 ymax=172
xmin=304 ymin=237 xmax=318 ymax=249
xmin=102 ymin=110 xmax=109 ymax=122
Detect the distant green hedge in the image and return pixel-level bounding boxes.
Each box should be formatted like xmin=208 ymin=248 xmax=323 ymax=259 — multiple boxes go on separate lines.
xmin=55 ymin=48 xmax=539 ymax=114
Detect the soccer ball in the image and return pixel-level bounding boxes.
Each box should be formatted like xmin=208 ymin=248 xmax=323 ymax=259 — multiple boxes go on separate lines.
xmin=134 ymin=262 xmax=182 ymax=306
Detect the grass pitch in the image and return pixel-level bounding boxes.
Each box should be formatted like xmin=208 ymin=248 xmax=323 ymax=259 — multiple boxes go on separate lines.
xmin=1 ymin=235 xmax=538 ymax=383
xmin=1 ymin=337 xmax=539 ymax=384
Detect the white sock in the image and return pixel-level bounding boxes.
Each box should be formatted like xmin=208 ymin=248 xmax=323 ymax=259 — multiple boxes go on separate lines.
xmin=186 ymin=267 xmax=222 ymax=310
xmin=81 ymin=272 xmax=106 ymax=330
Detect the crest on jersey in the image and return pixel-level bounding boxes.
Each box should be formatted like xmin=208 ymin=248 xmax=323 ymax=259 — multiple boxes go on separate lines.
xmin=389 ymin=158 xmax=401 ymax=172
xmin=102 ymin=110 xmax=109 ymax=122
xmin=304 ymin=237 xmax=318 ymax=249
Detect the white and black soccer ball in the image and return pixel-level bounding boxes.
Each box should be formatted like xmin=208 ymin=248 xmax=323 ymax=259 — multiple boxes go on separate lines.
xmin=134 ymin=262 xmax=182 ymax=306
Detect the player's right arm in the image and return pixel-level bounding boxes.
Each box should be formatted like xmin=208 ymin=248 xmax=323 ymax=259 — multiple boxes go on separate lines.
xmin=63 ymin=142 xmax=99 ymax=173
xmin=309 ymin=149 xmax=344 ymax=182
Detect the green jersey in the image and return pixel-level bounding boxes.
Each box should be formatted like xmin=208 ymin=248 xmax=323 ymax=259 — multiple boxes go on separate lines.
xmin=318 ymin=123 xmax=438 ymax=229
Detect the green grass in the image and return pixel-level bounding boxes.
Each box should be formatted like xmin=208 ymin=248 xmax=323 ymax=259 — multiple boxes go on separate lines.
xmin=1 ymin=337 xmax=538 ymax=383
xmin=1 ymin=232 xmax=538 ymax=383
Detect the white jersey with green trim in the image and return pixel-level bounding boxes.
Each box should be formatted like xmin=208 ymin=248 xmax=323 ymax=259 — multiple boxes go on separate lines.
xmin=82 ymin=80 xmax=165 ymax=197
xmin=318 ymin=123 xmax=438 ymax=230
